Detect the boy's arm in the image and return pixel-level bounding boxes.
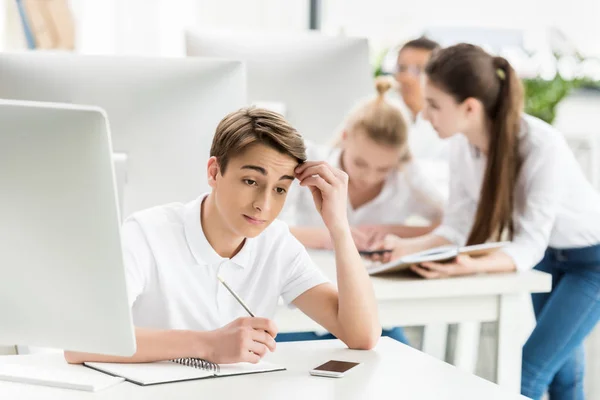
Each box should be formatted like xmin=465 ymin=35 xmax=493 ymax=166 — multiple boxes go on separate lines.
xmin=64 ymin=318 xmax=277 ymax=365
xmin=291 ymin=161 xmax=381 ymax=350
xmin=64 ymin=327 xmax=209 ymax=364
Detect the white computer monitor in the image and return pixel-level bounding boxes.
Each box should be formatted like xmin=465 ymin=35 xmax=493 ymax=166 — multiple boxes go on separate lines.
xmin=112 ymin=153 xmax=128 ymax=219
xmin=0 ymin=53 xmax=246 ymax=217
xmin=185 ymin=30 xmax=373 ymax=144
xmin=0 ymin=99 xmax=135 ymax=356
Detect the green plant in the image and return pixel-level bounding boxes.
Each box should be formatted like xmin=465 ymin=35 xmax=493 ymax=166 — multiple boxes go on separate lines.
xmin=373 ymin=48 xmax=389 ymax=78
xmin=522 ymin=76 xmax=581 ymax=124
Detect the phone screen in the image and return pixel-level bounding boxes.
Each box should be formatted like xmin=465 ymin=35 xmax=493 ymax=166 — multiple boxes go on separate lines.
xmin=314 ymin=360 xmax=360 ymax=373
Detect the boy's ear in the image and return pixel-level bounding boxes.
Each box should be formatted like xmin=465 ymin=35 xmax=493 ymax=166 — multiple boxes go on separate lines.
xmin=207 ymin=156 xmax=220 ymax=189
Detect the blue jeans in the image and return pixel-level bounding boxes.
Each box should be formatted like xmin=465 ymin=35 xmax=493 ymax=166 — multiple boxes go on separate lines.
xmin=521 ymin=246 xmax=600 ymax=400
xmin=276 ymin=327 xmax=409 ymax=345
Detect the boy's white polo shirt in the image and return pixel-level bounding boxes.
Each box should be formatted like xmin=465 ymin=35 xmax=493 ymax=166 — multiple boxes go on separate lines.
xmin=122 ymin=193 xmax=328 ymax=331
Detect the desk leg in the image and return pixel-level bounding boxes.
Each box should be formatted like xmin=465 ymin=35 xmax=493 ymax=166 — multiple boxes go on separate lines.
xmin=454 ymin=322 xmax=480 ymax=374
xmin=422 ymin=323 xmax=449 ymax=361
xmin=496 ymin=293 xmax=522 ymax=392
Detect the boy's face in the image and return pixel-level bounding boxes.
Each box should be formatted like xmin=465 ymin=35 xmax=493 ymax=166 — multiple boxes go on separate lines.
xmin=395 ymin=47 xmax=433 ymax=110
xmin=209 ymin=143 xmax=298 ymax=238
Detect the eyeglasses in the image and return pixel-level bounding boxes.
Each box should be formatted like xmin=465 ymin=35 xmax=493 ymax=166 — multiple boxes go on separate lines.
xmin=395 ymin=64 xmax=425 ymax=77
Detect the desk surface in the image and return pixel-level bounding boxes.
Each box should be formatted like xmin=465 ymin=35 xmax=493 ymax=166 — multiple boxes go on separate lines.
xmin=0 ymin=338 xmax=527 ymax=400
xmin=309 ymin=250 xmax=551 ymax=299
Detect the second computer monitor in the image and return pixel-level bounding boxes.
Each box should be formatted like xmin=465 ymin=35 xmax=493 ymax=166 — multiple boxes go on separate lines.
xmin=185 ymin=30 xmax=373 ymax=143
xmin=0 ymin=53 xmax=246 ymax=217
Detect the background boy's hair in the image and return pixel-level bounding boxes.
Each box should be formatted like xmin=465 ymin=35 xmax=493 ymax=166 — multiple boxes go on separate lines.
xmin=400 ymin=36 xmax=441 ymax=53
xmin=210 ymin=107 xmax=307 ymax=173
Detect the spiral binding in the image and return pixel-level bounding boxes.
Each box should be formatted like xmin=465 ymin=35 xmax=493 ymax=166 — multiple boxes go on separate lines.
xmin=171 ymin=358 xmax=220 ymax=373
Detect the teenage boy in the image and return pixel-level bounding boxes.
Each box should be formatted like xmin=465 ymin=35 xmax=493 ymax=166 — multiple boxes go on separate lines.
xmin=65 ymin=107 xmax=381 ymax=364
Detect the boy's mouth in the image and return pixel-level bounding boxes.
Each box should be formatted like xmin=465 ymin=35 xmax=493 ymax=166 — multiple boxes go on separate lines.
xmin=243 ymin=214 xmax=266 ymax=225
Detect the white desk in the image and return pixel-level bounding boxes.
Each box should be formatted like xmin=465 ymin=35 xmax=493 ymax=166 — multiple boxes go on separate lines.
xmin=0 ymin=338 xmax=528 ymax=399
xmin=276 ymin=251 xmax=551 ymax=393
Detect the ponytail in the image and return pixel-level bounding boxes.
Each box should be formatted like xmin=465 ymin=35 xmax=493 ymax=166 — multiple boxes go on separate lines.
xmin=466 ymin=57 xmax=523 ymax=245
xmin=334 ymin=76 xmax=412 ymax=163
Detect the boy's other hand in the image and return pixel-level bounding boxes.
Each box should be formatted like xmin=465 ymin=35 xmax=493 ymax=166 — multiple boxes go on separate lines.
xmin=295 ymin=161 xmax=350 ymax=234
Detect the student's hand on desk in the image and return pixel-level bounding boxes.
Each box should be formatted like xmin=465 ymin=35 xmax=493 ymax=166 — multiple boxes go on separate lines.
xmin=205 ymin=317 xmax=278 ymax=364
xmin=356 ymin=225 xmax=390 ymax=247
xmin=367 ymin=234 xmax=408 ymax=263
xmin=411 ymin=255 xmax=479 ymax=279
xmin=350 ymin=227 xmax=372 ymax=250
xmin=296 ymin=161 xmax=350 ymax=233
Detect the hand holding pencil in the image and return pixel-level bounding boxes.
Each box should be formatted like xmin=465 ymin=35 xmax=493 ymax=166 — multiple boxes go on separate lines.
xmin=201 ymin=275 xmax=278 ymax=365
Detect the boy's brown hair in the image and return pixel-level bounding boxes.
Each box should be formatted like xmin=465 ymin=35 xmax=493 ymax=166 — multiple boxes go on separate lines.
xmin=210 ymin=107 xmax=307 ymax=173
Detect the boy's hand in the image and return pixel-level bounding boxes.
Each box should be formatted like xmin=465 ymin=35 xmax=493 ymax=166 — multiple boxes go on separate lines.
xmin=204 ymin=317 xmax=277 ymax=364
xmin=295 ymin=161 xmax=350 ymax=234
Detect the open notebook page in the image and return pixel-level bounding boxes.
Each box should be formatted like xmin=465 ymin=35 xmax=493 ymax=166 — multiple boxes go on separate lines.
xmin=85 ymin=361 xmax=214 ymax=386
xmin=85 ymin=359 xmax=285 ymax=386
xmin=216 ymin=360 xmax=285 ymax=376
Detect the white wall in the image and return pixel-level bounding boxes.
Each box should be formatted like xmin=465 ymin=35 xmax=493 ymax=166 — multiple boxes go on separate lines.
xmin=69 ymin=0 xmax=201 ymax=56
xmin=2 ymin=1 xmax=596 ymax=57
xmin=71 ymin=0 xmax=307 ymax=56
xmin=196 ymin=0 xmax=307 ymax=32
xmin=322 ymin=0 xmax=600 ymax=57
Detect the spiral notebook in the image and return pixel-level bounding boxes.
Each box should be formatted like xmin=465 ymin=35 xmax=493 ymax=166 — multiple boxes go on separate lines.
xmin=84 ymin=357 xmax=285 ymax=386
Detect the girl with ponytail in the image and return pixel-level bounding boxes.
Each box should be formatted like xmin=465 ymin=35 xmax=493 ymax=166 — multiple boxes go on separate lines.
xmin=376 ymin=43 xmax=600 ymax=399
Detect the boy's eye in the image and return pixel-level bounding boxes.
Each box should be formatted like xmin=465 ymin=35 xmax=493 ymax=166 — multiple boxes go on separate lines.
xmin=244 ymin=179 xmax=257 ymax=186
xmin=275 ymin=187 xmax=287 ymax=195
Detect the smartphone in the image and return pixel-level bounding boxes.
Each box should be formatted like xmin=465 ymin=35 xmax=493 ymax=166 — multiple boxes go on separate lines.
xmin=358 ymin=249 xmax=392 ymax=257
xmin=309 ymin=360 xmax=361 ymax=378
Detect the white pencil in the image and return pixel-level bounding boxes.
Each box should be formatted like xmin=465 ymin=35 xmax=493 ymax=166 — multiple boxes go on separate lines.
xmin=217 ymin=275 xmax=255 ymax=317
